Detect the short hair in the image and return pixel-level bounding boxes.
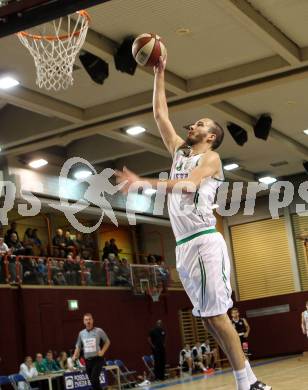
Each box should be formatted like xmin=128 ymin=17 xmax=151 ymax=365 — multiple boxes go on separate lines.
xmin=84 ymin=313 xmax=93 ymax=318
xmin=209 ymin=121 xmax=224 ymax=150
xmin=231 ymin=307 xmax=239 ymax=312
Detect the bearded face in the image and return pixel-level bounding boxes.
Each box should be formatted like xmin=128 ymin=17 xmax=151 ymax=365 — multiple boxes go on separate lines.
xmin=185 ymin=118 xmax=215 ymax=146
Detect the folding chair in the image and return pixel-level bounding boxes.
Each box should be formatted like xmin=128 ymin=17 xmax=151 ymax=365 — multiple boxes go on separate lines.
xmin=0 ymin=376 xmax=11 ymax=390
xmin=142 ymin=355 xmax=155 ymax=380
xmin=113 ymin=359 xmax=136 ymax=388
xmin=9 ymin=374 xmax=39 ymax=390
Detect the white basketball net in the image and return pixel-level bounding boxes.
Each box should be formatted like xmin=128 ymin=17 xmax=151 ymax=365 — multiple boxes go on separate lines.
xmin=17 ymin=11 xmax=89 ymax=91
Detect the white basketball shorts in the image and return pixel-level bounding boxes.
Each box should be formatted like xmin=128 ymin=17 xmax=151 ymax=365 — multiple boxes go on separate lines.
xmin=176 ymin=230 xmax=233 ymax=317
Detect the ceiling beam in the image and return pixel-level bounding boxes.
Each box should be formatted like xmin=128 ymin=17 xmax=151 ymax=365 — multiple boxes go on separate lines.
xmin=5 ymin=63 xmax=308 ymax=157
xmin=101 ymin=129 xmax=169 ymax=158
xmin=114 ymin=154 xmax=171 ymax=176
xmin=218 ymin=0 xmax=301 ymax=65
xmin=187 ymin=55 xmax=288 ymax=92
xmin=64 ymin=22 xmax=187 ymax=95
xmin=211 ymin=101 xmax=308 ymax=159
xmin=0 ymin=86 xmax=84 ymax=123
xmin=67 ymin=135 xmax=145 ymax=164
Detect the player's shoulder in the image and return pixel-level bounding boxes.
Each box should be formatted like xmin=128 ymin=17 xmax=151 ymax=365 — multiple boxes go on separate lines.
xmin=200 ymin=150 xmax=220 ymax=163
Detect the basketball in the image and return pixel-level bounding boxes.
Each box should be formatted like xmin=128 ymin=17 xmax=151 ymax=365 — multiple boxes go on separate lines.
xmin=132 ymin=33 xmax=166 ymax=67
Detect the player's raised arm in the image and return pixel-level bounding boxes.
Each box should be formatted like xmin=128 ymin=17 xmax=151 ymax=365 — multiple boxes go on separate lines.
xmin=153 ymin=56 xmax=184 ymax=155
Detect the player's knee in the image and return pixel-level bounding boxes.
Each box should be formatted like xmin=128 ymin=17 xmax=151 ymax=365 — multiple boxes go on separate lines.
xmin=205 ymin=313 xmax=226 ymax=327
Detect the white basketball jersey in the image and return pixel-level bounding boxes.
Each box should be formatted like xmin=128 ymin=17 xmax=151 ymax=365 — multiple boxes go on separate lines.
xmin=168 ymin=149 xmax=224 ymax=242
xmin=179 ymin=348 xmax=191 ymax=365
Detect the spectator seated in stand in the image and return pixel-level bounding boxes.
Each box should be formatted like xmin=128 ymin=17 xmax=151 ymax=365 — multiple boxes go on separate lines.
xmin=64 ymin=255 xmax=79 ymax=285
xmin=23 ymin=228 xmax=35 ymax=256
xmin=22 ymin=257 xmax=44 ymax=285
xmin=6 ymin=233 xmax=24 ymax=284
xmin=5 ymin=222 xmax=19 ymax=244
xmin=34 ymin=353 xmax=47 ymax=374
xmin=31 ymin=229 xmax=46 ymax=256
xmin=19 ymin=356 xmax=38 ymax=389
xmin=43 ymin=351 xmax=60 ymax=372
xmin=82 ymin=233 xmax=95 ymax=259
xmin=156 ymin=259 xmax=169 ymax=289
xmin=77 ymin=256 xmax=92 ymax=285
xmin=52 ymin=229 xmax=66 ymax=258
xmin=147 ymin=255 xmax=157 ymax=265
xmin=0 ymin=237 xmax=9 ymax=283
xmin=53 ymin=260 xmax=67 ymax=285
xmin=100 ymin=257 xmax=110 ymax=286
xmin=57 ymin=351 xmax=74 ymax=371
xmin=74 ymin=233 xmax=86 ymax=257
xmin=107 ymin=253 xmax=119 ymax=286
xmin=106 ymin=238 xmax=121 ymax=258
xmin=102 ymin=241 xmax=110 ymax=261
xmin=74 ymin=255 xmax=82 ymax=285
xmin=201 ymin=339 xmax=218 ymax=369
xmin=64 ymin=231 xmax=75 ymax=256
xmin=113 ymin=258 xmax=130 ymax=287
xmin=37 ymin=258 xmax=48 ymax=284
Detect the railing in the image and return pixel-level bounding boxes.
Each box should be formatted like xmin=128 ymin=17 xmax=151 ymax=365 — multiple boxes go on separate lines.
xmin=0 ymin=255 xmax=181 ymax=289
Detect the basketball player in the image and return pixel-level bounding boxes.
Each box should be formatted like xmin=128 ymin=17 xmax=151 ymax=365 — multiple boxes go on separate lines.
xmin=191 ymin=342 xmax=212 ymax=373
xmin=231 ymin=308 xmax=250 ymax=345
xmin=72 ymin=313 xmax=110 ymax=390
xmin=201 ymin=338 xmax=218 ymax=369
xmin=115 ymin=56 xmax=271 ymax=390
xmin=301 ymin=301 xmax=308 ymax=337
xmin=179 ymin=344 xmax=193 ymax=374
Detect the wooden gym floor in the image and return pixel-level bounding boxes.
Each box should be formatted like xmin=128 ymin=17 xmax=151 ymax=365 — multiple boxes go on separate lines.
xmin=150 ymin=356 xmax=308 ymax=389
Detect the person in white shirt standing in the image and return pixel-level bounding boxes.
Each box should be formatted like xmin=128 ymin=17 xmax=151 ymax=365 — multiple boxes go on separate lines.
xmin=19 ymin=356 xmax=38 ymax=390
xmin=72 ymin=313 xmax=110 ymax=390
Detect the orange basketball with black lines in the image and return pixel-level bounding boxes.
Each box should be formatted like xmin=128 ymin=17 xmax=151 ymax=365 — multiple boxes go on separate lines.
xmin=132 ymin=33 xmax=166 ymax=67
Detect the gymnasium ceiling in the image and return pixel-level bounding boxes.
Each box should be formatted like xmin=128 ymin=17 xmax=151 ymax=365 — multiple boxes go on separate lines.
xmin=0 ymin=0 xmax=308 ymax=182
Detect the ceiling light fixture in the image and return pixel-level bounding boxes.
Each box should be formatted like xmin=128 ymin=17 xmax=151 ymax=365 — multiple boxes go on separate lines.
xmin=28 ymin=159 xmax=48 ymax=169
xmin=303 ymin=129 xmax=308 ymax=136
xmin=0 ymin=76 xmax=19 ymax=89
xmin=224 ymin=163 xmax=239 ymax=171
xmin=74 ymin=170 xmax=92 ymax=180
xmin=126 ymin=126 xmax=146 ymax=136
xmin=258 ymin=176 xmax=277 ymax=185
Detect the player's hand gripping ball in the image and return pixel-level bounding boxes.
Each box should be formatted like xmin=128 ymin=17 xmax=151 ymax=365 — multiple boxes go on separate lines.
xmin=132 ymin=33 xmax=166 ymax=67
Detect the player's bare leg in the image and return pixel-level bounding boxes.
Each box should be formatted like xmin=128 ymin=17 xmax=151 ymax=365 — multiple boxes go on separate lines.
xmin=204 ymin=314 xmax=245 ymax=370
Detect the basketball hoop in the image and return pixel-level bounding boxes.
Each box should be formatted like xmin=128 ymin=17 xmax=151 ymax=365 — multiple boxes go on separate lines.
xmin=17 ymin=10 xmax=90 ymax=91
xmin=147 ymin=287 xmax=162 ymax=303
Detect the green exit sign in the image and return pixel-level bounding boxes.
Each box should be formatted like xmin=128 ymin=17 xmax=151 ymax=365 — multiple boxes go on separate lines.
xmin=68 ymin=300 xmax=79 ymax=311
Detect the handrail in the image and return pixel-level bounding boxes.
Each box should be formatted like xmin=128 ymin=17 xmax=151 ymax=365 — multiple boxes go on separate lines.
xmin=0 ymin=255 xmax=178 ymax=288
